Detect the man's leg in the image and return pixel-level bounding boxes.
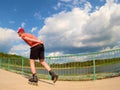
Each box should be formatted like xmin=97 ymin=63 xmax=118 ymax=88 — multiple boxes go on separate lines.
xmin=40 ymin=59 xmax=58 ymax=83
xmin=30 ymin=59 xmax=36 ymax=74
xmin=39 ymin=59 xmax=51 ymax=71
xmin=29 ymin=59 xmax=38 ymax=84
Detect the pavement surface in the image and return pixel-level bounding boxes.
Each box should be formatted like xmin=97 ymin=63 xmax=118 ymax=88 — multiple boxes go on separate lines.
xmin=0 ymin=69 xmax=120 ymax=90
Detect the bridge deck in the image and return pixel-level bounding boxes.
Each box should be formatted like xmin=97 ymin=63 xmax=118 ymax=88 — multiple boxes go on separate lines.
xmin=0 ymin=69 xmax=120 ymax=90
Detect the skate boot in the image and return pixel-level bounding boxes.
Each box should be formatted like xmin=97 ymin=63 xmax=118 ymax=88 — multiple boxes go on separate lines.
xmin=28 ymin=74 xmax=38 ymax=86
xmin=49 ymin=70 xmax=58 ymax=83
xmin=51 ymin=74 xmax=58 ymax=83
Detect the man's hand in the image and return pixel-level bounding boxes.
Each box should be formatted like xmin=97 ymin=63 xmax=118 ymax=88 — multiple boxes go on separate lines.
xmin=39 ymin=40 xmax=44 ymax=44
xmin=24 ymin=36 xmax=44 ymax=44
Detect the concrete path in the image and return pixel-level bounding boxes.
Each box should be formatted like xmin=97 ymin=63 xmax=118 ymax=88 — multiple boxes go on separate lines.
xmin=0 ymin=69 xmax=120 ymax=90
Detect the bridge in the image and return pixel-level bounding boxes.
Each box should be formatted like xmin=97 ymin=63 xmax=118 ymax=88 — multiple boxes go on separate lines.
xmin=0 ymin=69 xmax=120 ymax=90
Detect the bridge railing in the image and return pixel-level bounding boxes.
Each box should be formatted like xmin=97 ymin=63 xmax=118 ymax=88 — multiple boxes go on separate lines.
xmin=0 ymin=48 xmax=120 ymax=81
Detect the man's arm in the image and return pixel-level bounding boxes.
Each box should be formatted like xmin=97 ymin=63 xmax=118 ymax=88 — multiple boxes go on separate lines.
xmin=23 ymin=36 xmax=43 ymax=44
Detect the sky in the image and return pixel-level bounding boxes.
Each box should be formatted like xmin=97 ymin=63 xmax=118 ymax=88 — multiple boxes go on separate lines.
xmin=0 ymin=0 xmax=120 ymax=57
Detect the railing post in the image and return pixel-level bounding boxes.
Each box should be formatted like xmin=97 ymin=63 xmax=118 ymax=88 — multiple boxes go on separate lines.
xmin=0 ymin=58 xmax=1 ymax=68
xmin=7 ymin=59 xmax=10 ymax=70
xmin=93 ymin=55 xmax=96 ymax=80
xmin=47 ymin=57 xmax=51 ymax=80
xmin=21 ymin=58 xmax=24 ymax=75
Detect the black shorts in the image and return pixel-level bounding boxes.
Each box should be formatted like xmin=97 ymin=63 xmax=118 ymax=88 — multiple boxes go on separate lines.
xmin=30 ymin=44 xmax=44 ymax=60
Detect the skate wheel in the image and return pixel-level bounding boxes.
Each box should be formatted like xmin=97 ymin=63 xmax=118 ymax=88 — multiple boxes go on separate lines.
xmin=28 ymin=81 xmax=38 ymax=86
xmin=53 ymin=75 xmax=58 ymax=83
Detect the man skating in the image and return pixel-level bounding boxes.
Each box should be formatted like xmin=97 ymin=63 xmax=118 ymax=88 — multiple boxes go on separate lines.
xmin=17 ymin=28 xmax=58 ymax=85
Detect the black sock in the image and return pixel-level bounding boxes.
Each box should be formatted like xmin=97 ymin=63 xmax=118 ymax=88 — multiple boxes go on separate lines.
xmin=49 ymin=70 xmax=55 ymax=76
xmin=32 ymin=73 xmax=37 ymax=77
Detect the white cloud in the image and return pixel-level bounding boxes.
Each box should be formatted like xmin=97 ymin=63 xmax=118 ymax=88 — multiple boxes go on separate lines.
xmin=9 ymin=44 xmax=30 ymax=57
xmin=48 ymin=51 xmax=63 ymax=56
xmin=84 ymin=2 xmax=92 ymax=12
xmin=34 ymin=11 xmax=44 ymax=20
xmin=38 ymin=1 xmax=120 ymax=54
xmin=39 ymin=7 xmax=88 ymax=46
xmin=60 ymin=0 xmax=71 ymax=2
xmin=31 ymin=27 xmax=38 ymax=33
xmin=54 ymin=2 xmax=62 ymax=10
xmin=0 ymin=27 xmax=19 ymax=53
xmin=10 ymin=44 xmax=29 ymax=51
xmin=0 ymin=27 xmax=29 ymax=57
xmin=106 ymin=0 xmax=117 ymax=4
xmin=54 ymin=0 xmax=88 ymax=11
xmin=21 ymin=22 xmax=26 ymax=27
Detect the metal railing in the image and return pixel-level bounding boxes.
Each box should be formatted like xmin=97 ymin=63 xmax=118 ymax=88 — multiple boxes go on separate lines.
xmin=0 ymin=48 xmax=120 ymax=81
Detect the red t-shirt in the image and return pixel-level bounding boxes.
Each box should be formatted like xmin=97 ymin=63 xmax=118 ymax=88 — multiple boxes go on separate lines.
xmin=20 ymin=33 xmax=42 ymax=47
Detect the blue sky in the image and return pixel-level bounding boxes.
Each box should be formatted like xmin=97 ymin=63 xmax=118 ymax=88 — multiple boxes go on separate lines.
xmin=0 ymin=0 xmax=120 ymax=57
xmin=0 ymin=0 xmax=105 ymax=30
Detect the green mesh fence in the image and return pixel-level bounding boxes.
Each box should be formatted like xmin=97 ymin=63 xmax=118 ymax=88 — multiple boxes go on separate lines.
xmin=0 ymin=48 xmax=120 ymax=81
